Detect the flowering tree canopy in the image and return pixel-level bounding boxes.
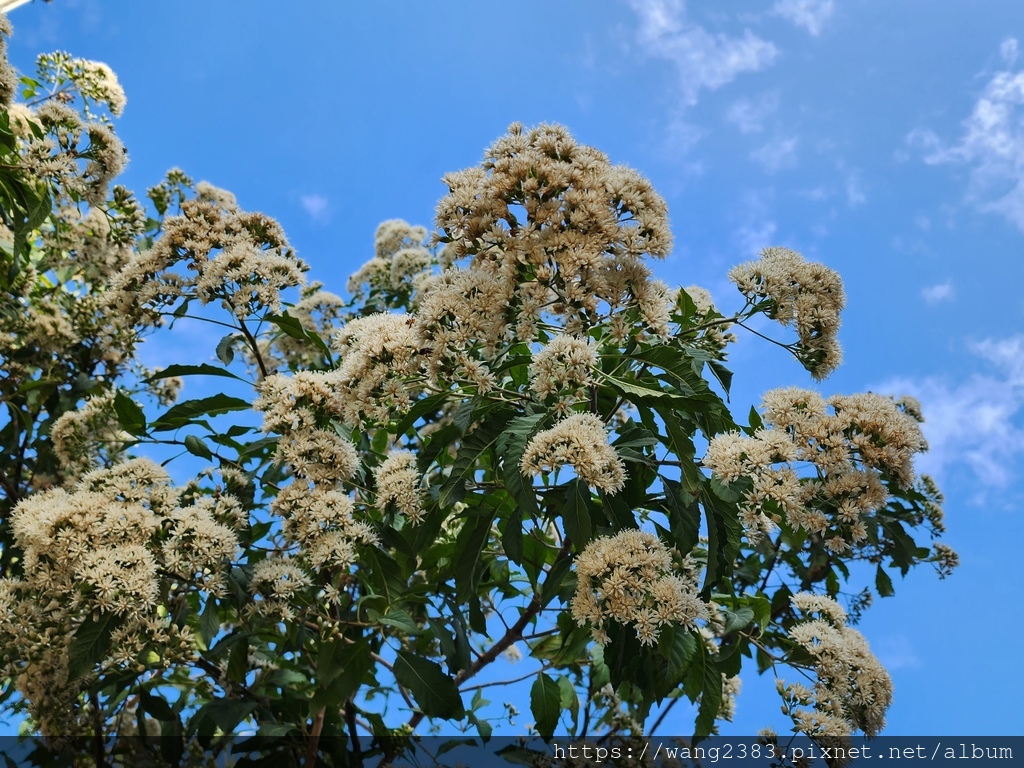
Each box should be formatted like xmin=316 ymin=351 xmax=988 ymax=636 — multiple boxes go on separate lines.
xmin=0 ymin=14 xmax=956 ymax=766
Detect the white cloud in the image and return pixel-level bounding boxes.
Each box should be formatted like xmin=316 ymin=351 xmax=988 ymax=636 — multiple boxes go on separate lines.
xmin=300 ymin=194 xmax=329 ymax=221
xmin=732 ymin=189 xmax=777 ymax=256
xmin=875 ymin=335 xmax=1024 ymax=490
xmin=921 ymin=281 xmax=954 ymax=304
xmin=751 ymin=136 xmax=799 ymax=171
xmin=628 ymin=0 xmax=778 ymax=106
xmin=845 ymin=171 xmax=866 ymax=207
xmin=1001 ymin=37 xmax=1019 ymax=66
xmin=725 ymin=93 xmax=779 ymax=134
xmin=908 ymin=40 xmax=1024 ymax=230
xmin=773 ymin=0 xmax=835 ymax=37
xmin=874 ymin=636 xmax=922 ymax=672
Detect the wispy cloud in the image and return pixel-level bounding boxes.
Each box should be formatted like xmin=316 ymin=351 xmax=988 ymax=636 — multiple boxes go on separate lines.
xmin=751 ymin=136 xmax=799 ymax=172
xmin=921 ymin=281 xmax=954 ymax=305
xmin=845 ymin=171 xmax=866 ymax=207
xmin=300 ymin=194 xmax=329 ymax=222
xmin=732 ymin=189 xmax=778 ymax=256
xmin=875 ymin=335 xmax=1024 ymax=491
xmin=907 ymin=38 xmax=1024 ymax=231
xmin=628 ymin=0 xmax=778 ymax=107
xmin=773 ymin=0 xmax=835 ymax=37
xmin=725 ymin=93 xmax=779 ymax=134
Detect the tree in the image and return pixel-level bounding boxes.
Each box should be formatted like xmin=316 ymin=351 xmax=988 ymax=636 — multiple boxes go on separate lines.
xmin=0 ymin=15 xmax=957 ymax=767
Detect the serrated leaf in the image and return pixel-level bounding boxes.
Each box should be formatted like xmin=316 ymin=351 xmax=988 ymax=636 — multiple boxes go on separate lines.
xmin=530 ymin=672 xmax=562 ymax=740
xmin=393 ymin=652 xmax=465 ymax=720
xmin=67 ymin=612 xmax=120 ymax=681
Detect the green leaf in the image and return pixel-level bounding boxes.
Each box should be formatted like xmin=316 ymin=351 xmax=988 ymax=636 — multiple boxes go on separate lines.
xmin=67 ymin=612 xmax=120 ymax=681
xmin=453 ymin=509 xmax=496 ymax=602
xmin=707 ymin=360 xmax=733 ymax=398
xmin=140 ymin=691 xmax=176 ymax=721
xmin=313 ymin=638 xmax=371 ymax=709
xmin=151 ymin=394 xmax=250 ymax=432
xmin=215 ymin=334 xmax=236 ymax=366
xmin=687 ymin=645 xmax=722 ymax=744
xmin=393 ymin=651 xmax=465 ymax=720
xmin=439 ymin=414 xmax=509 ymax=508
xmin=378 ymin=609 xmax=420 ymax=636
xmin=144 ymin=363 xmax=246 ymax=383
xmin=662 ymin=478 xmax=700 ymax=555
xmin=721 ymin=606 xmax=755 ymax=635
xmin=199 ymin=598 xmax=220 ymax=648
xmin=562 ymin=479 xmax=593 ymax=548
xmin=530 ymin=672 xmax=562 ymax=740
xmin=265 ymin=312 xmax=331 ymax=355
xmin=664 ymin=628 xmax=697 ymax=680
xmin=183 ymin=434 xmax=213 ymax=460
xmin=599 ymin=370 xmax=687 ymax=404
xmin=875 ymin=564 xmax=895 ymax=597
xmin=556 ymin=675 xmax=580 ymax=734
xmin=112 ymin=391 xmax=147 ymax=436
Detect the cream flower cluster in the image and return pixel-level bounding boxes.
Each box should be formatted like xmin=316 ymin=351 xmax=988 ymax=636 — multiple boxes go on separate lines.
xmin=21 ymin=101 xmax=126 ymax=208
xmin=520 ymin=413 xmax=627 ymax=495
xmin=107 ymin=198 xmax=307 ymax=326
xmin=528 ymin=333 xmax=598 ymax=404
xmin=777 ymin=593 xmax=893 ymax=739
xmin=373 ymin=451 xmax=425 ymax=524
xmin=704 ymin=387 xmax=928 ymax=551
xmin=0 ymin=459 xmax=239 ymax=737
xmin=347 ymin=219 xmax=431 ymax=298
xmin=433 ymin=123 xmax=675 ymax=346
xmin=729 ymin=247 xmax=845 ymax=380
xmin=330 ymin=312 xmax=424 ymax=427
xmin=571 ymin=530 xmax=707 ymax=646
xmin=48 ymin=393 xmax=133 ymax=479
xmin=36 ymin=51 xmax=127 ymax=117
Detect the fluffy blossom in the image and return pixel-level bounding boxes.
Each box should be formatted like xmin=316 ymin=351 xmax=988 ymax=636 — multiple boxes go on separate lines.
xmin=107 ymin=198 xmax=306 ymax=327
xmin=528 ymin=334 xmax=598 ymax=400
xmin=1 ymin=460 xmax=239 ymax=737
xmin=520 ymin=413 xmax=626 ymax=494
xmin=433 ymin=123 xmax=674 ymax=344
xmin=777 ymin=593 xmax=893 ymax=738
xmin=571 ymin=530 xmax=707 ymax=645
xmin=330 ymin=312 xmax=423 ymax=427
xmin=729 ymin=247 xmax=845 ymax=380
xmin=373 ymin=451 xmax=425 ymax=523
xmin=704 ymin=388 xmax=929 ymax=550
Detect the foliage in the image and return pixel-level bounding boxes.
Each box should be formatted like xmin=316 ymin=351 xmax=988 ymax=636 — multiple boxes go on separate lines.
xmin=0 ymin=15 xmax=957 ymax=767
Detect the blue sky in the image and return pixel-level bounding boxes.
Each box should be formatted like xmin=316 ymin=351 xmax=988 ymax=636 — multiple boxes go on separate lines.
xmin=6 ymin=0 xmax=1024 ymax=738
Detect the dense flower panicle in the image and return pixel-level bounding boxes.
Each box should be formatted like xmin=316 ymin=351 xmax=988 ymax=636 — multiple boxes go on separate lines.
xmin=347 ymin=219 xmax=431 ymax=298
xmin=36 ymin=51 xmax=127 ymax=117
xmin=21 ymin=101 xmax=127 ymax=207
xmin=0 ymin=14 xmax=16 ymax=107
xmin=1 ymin=460 xmax=240 ymax=736
xmin=520 ymin=413 xmax=627 ymax=494
xmin=433 ymin=123 xmax=674 ymax=342
xmin=271 ymin=483 xmax=377 ymax=570
xmin=571 ymin=530 xmax=707 ymax=646
xmin=373 ymin=451 xmax=426 ymax=523
xmin=528 ymin=334 xmax=598 ymax=400
xmin=330 ymin=312 xmax=424 ymax=427
xmin=107 ymin=198 xmax=306 ymax=326
xmin=729 ymin=247 xmax=845 ymax=380
xmin=48 ymin=393 xmax=133 ymax=478
xmin=778 ymin=593 xmax=893 ymax=738
xmin=704 ymin=387 xmax=930 ymax=550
